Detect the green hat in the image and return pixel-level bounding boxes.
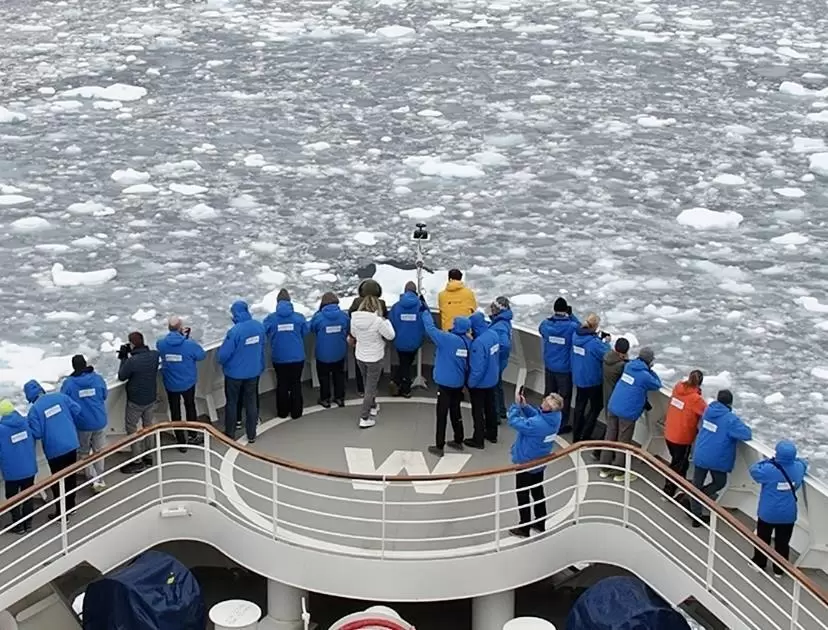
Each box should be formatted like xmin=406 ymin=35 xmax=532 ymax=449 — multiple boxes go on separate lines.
xmin=0 ymin=399 xmax=16 ymax=416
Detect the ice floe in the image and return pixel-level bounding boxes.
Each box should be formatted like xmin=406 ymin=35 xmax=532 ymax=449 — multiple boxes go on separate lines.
xmin=61 ymin=84 xmax=147 ymax=101
xmin=771 ymin=232 xmax=809 ymax=245
xmin=10 ymin=217 xmax=51 ymax=232
xmin=0 ymin=107 xmax=27 ymax=123
xmin=111 ymin=168 xmax=150 ymax=186
xmin=169 ymin=183 xmax=208 ymax=195
xmin=184 ymin=203 xmax=219 ymax=221
xmin=510 ymin=294 xmax=545 ymax=307
xmin=51 ymin=263 xmax=117 ymax=287
xmin=0 ymin=195 xmax=33 ymax=206
xmin=122 ymin=184 xmax=158 ymax=194
xmin=773 ymin=187 xmax=806 ymax=198
xmin=67 ymin=201 xmax=114 ymax=216
xmin=809 ymin=153 xmax=828 ymax=176
xmin=713 ymin=173 xmax=745 ymax=186
xmin=376 ymin=25 xmax=415 ymax=39
xmin=676 ymin=207 xmax=743 ymax=230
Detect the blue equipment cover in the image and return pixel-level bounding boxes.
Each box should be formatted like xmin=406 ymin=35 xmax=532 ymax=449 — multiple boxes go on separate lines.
xmin=566 ymin=576 xmax=690 ymax=630
xmin=82 ymin=550 xmax=205 ymax=630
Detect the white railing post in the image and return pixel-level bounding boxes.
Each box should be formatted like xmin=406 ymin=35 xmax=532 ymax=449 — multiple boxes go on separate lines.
xmin=58 ymin=478 xmax=69 ymax=555
xmin=494 ymin=475 xmax=501 ymax=551
xmin=790 ymin=580 xmax=801 ymax=630
xmin=155 ymin=431 xmax=164 ymax=503
xmin=622 ymin=451 xmax=631 ymax=526
xmin=381 ymin=476 xmax=387 ymax=559
xmin=574 ymin=453 xmax=583 ymax=525
xmin=203 ymin=431 xmax=214 ymax=503
xmin=271 ymin=465 xmax=279 ymax=539
xmin=705 ymin=512 xmax=718 ymax=591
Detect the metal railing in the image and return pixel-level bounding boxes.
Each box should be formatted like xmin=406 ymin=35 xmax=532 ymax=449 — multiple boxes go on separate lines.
xmin=0 ymin=422 xmax=825 ymax=630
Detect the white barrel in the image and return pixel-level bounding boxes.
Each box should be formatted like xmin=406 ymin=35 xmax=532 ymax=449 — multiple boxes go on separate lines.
xmin=208 ymin=600 xmax=262 ymax=630
xmin=502 ymin=618 xmax=556 ymax=630
xmin=365 ymin=606 xmax=402 ymax=620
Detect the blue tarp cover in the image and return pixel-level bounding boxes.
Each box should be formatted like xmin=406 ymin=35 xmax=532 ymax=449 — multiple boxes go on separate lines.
xmin=82 ymin=550 xmax=205 ymax=630
xmin=566 ymin=576 xmax=690 ymax=630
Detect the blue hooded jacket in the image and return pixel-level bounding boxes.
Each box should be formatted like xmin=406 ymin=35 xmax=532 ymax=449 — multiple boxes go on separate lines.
xmin=509 ymin=403 xmax=561 ymax=470
xmin=310 ymin=305 xmax=350 ymax=363
xmin=217 ymin=301 xmax=266 ymax=380
xmin=750 ymin=441 xmax=808 ymax=525
xmin=157 ymin=331 xmax=207 ymax=393
xmin=490 ymin=309 xmax=513 ymax=372
xmin=422 ymin=310 xmax=470 ymax=389
xmin=607 ymin=359 xmax=663 ymax=421
xmin=693 ymin=401 xmax=753 ymax=473
xmin=389 ymin=291 xmax=425 ymax=353
xmin=264 ymin=300 xmax=309 ymax=364
xmin=539 ymin=314 xmax=580 ymax=373
xmin=24 ymin=380 xmax=81 ymax=459
xmin=0 ymin=410 xmax=38 ymax=481
xmin=571 ymin=328 xmax=609 ymax=388
xmin=60 ymin=368 xmax=108 ymax=431
xmin=468 ymin=312 xmax=501 ymax=389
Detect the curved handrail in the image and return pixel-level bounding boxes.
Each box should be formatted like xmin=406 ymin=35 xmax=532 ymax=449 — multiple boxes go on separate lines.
xmin=1 ymin=420 xmax=825 ymax=605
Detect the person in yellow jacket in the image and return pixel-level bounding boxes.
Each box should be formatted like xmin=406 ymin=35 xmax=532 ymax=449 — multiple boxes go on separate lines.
xmin=438 ymin=269 xmax=477 ymax=330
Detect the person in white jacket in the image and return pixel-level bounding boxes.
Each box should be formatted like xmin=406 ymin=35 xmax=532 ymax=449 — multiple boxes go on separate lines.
xmin=350 ymin=296 xmax=395 ymax=428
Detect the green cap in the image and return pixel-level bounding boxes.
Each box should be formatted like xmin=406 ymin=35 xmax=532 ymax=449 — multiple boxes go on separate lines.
xmin=0 ymin=399 xmax=16 ymax=416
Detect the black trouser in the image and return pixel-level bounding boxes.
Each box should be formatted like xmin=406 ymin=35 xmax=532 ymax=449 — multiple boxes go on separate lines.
xmin=516 ymin=469 xmax=547 ymax=529
xmin=663 ymin=440 xmax=692 ymax=497
xmin=5 ymin=476 xmax=35 ymax=530
xmin=317 ymin=359 xmax=345 ymax=403
xmin=394 ymin=350 xmax=417 ymax=396
xmin=48 ymin=450 xmax=78 ymax=515
xmin=274 ymin=361 xmax=305 ymax=419
xmin=470 ymin=387 xmax=498 ymax=444
xmin=168 ymin=386 xmax=200 ymax=444
xmin=753 ymin=519 xmax=795 ymax=574
xmin=435 ymin=385 xmax=464 ymax=448
xmin=225 ymin=376 xmax=259 ymax=440
xmin=572 ymin=384 xmax=603 ymax=442
xmin=544 ymin=370 xmax=573 ymax=429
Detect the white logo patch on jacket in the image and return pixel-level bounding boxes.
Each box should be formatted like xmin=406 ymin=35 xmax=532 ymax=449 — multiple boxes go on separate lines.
xmin=400 ymin=313 xmax=417 ymax=322
xmin=325 ymin=325 xmax=342 ymax=334
xmin=573 ymin=346 xmax=585 ymax=356
xmin=670 ymin=397 xmax=685 ymax=410
xmin=456 ymin=348 xmax=468 ymax=358
xmin=277 ymin=323 xmax=294 ymax=332
xmin=777 ymin=482 xmax=793 ymax=491
xmin=244 ymin=335 xmax=260 ymax=345
xmin=548 ymin=336 xmax=565 ymax=345
xmin=164 ymin=354 xmax=183 ymax=363
xmin=78 ymin=388 xmax=96 ymax=398
xmin=490 ymin=343 xmax=500 ymax=355
xmin=44 ymin=404 xmax=62 ymax=418
xmin=620 ymin=373 xmax=635 ymax=385
xmin=10 ymin=431 xmax=27 ymax=444
xmin=702 ymin=420 xmax=718 ymax=433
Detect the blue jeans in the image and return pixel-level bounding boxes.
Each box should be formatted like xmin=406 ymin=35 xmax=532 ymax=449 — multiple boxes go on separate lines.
xmin=494 ymin=372 xmax=507 ymax=418
xmin=225 ymin=377 xmax=259 ymax=441
xmin=690 ymin=466 xmax=727 ymax=518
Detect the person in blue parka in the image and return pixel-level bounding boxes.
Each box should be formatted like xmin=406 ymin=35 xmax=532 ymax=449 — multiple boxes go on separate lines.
xmin=25 ymin=379 xmax=82 ymax=519
xmin=422 ymin=305 xmax=471 ymax=457
xmin=750 ymin=440 xmax=808 ymax=575
xmin=389 ymin=282 xmax=425 ymax=399
xmin=489 ymin=296 xmax=513 ymax=421
xmin=689 ymin=389 xmax=752 ymax=526
xmin=600 ymin=348 xmax=662 ymax=480
xmin=539 ymin=297 xmax=580 ymax=431
xmin=571 ymin=314 xmax=610 ymax=442
xmin=264 ymin=289 xmax=309 ymax=420
xmin=508 ymin=391 xmax=563 ymax=538
xmin=157 ymin=317 xmax=207 ymax=450
xmin=0 ymin=399 xmax=38 ymax=534
xmin=61 ymin=355 xmax=109 ymax=491
xmin=466 ymin=312 xmax=501 ymax=449
xmin=310 ymin=292 xmax=350 ymax=408
xmin=217 ymin=300 xmax=266 ymax=442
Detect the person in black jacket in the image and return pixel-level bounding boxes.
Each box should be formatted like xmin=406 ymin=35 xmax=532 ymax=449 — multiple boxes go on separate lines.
xmin=117 ymin=332 xmax=161 ymax=474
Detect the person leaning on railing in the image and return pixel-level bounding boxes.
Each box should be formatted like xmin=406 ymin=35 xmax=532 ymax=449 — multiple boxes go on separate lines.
xmin=465 ymin=312 xmax=501 ymax=449
xmin=539 ymin=297 xmax=579 ymax=433
xmin=348 ymin=279 xmax=388 ymax=397
xmin=264 ymin=289 xmax=309 ymax=421
xmin=117 ymin=332 xmax=161 ymax=474
xmin=507 ymin=390 xmax=563 ymax=539
xmin=661 ymin=370 xmax=706 ymax=499
xmin=309 ymin=292 xmax=350 ymax=409
xmin=488 ymin=296 xmax=513 ymax=422
xmin=570 ymin=314 xmax=611 ymax=442
xmin=388 ymin=281 xmax=425 ymax=399
xmin=0 ymin=399 xmax=37 ymax=535
xmin=750 ymin=440 xmax=808 ymax=577
xmin=349 ymin=295 xmax=395 ymax=429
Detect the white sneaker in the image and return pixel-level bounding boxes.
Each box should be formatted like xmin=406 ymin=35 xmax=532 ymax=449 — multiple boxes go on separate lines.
xmin=613 ymin=472 xmax=638 ymax=483
xmin=359 ymin=417 xmax=376 ymax=429
xmin=92 ymin=481 xmax=106 ymax=493
xmin=370 ymin=404 xmax=380 ymax=417
xmin=599 ymin=470 xmax=612 ymax=479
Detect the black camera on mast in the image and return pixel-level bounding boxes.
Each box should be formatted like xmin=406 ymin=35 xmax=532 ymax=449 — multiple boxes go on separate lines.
xmin=412 ymin=223 xmax=430 ymax=242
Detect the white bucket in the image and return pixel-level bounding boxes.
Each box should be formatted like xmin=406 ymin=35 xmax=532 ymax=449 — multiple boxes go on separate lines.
xmin=208 ymin=599 xmax=262 ymax=630
xmin=502 ymin=618 xmax=556 ymax=630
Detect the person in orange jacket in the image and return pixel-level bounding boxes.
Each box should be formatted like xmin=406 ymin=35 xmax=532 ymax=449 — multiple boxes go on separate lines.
xmin=438 ymin=269 xmax=477 ymax=330
xmin=663 ymin=370 xmax=707 ymax=498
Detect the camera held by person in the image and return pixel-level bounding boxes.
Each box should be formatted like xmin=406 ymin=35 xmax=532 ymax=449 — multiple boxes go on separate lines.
xmin=117 ymin=343 xmax=131 ymax=361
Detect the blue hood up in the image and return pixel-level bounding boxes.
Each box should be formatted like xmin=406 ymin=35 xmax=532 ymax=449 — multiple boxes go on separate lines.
xmin=469 ymin=312 xmax=487 ymax=337
xmin=1 ymin=410 xmax=28 ymax=431
xmin=276 ymin=299 xmax=294 ymax=317
xmin=321 ymin=304 xmax=342 ymax=320
xmin=398 ymin=291 xmax=419 ymax=310
xmin=24 ymin=380 xmax=44 ymax=403
xmin=775 ymin=440 xmax=797 ymax=463
xmin=451 ymin=317 xmax=471 ymax=335
xmin=231 ymin=300 xmax=252 ymax=324
xmin=492 ymin=308 xmax=513 ymax=325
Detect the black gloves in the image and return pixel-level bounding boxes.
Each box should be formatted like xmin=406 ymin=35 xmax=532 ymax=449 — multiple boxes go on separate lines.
xmin=117 ymin=344 xmax=131 ymax=361
xmin=644 ymin=401 xmax=653 ymax=412
xmin=419 ymin=294 xmax=428 ymax=312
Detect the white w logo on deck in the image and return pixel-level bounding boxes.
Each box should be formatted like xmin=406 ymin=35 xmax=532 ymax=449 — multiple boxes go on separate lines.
xmin=344 ymin=448 xmax=471 ymax=494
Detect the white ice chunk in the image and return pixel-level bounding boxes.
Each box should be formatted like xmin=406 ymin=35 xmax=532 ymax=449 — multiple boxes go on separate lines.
xmin=257 ymin=266 xmax=286 ymax=285
xmin=131 ymin=308 xmax=156 ymax=322
xmin=642 ymin=304 xmax=701 ymax=320
xmin=720 ymin=280 xmax=755 ymax=295
xmin=809 ymin=153 xmax=828 ymax=176
xmin=713 ymin=173 xmax=745 ymax=186
xmin=44 ymin=311 xmax=93 ymax=323
xmin=243 ymin=154 xmax=267 ymax=167
xmin=0 ymin=343 xmax=74 ymax=388
xmin=417 ymin=109 xmax=443 ymax=118
xmin=807 ymin=110 xmax=828 ymax=124
xmin=704 ymin=371 xmax=733 ymax=390
xmin=353 ymin=231 xmax=379 ymax=246
xmin=471 ymin=151 xmax=509 ymax=166
xmin=418 ymin=159 xmax=484 ymax=179
xmin=122 ymin=183 xmax=158 ymax=194
xmin=791 ymin=137 xmax=826 ymax=153
xmin=169 ymin=183 xmax=208 ymax=195
xmin=67 ymin=201 xmax=112 ymax=216
xmin=510 ymin=294 xmax=545 ymax=307
xmin=51 ymin=263 xmax=116 ymax=287
xmin=111 ymin=168 xmax=150 ymax=186
xmin=795 ymin=296 xmax=828 ymax=313
xmin=61 ymin=84 xmax=147 ymax=101
xmin=399 ymin=207 xmax=444 ymax=219
xmin=811 ymin=367 xmax=828 ymax=381
xmin=0 ymin=194 xmax=33 ymax=206
xmin=771 ymin=232 xmax=809 ymax=245
xmin=184 ymin=203 xmax=219 ymax=221
xmin=72 ymin=236 xmax=105 ymax=249
xmin=694 ymin=260 xmax=749 ymax=281
xmin=152 ymin=160 xmax=202 ymax=176
xmin=676 ymin=207 xmax=743 ymax=230
xmin=764 ymin=392 xmax=785 ymax=405
xmin=773 ymin=187 xmax=806 ymax=198
xmin=10 ymin=216 xmax=51 ymax=232
xmin=779 ymin=81 xmax=828 ymax=97
xmin=637 ymin=115 xmax=676 ymax=128
xmin=0 ymin=107 xmax=27 ymax=123
xmin=376 ymin=25 xmax=416 ymax=39
xmin=92 ymin=100 xmax=122 ymax=110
